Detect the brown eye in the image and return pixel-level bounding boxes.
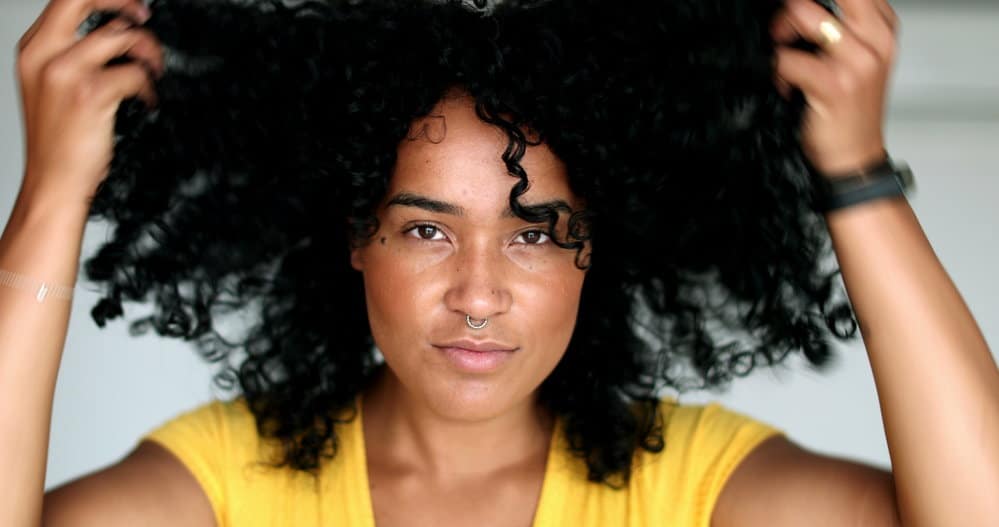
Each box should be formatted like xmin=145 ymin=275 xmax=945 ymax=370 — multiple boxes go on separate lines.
xmin=405 ymin=224 xmax=447 ymax=241
xmin=517 ymin=229 xmax=550 ymax=245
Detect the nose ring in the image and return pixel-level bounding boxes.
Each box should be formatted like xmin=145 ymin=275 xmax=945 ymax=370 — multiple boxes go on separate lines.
xmin=466 ymin=314 xmax=488 ymax=330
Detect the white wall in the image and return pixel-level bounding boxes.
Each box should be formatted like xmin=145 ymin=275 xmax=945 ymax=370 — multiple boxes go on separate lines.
xmin=0 ymin=1 xmax=995 ymax=489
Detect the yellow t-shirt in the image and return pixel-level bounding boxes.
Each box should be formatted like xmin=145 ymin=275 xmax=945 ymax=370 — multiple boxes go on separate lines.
xmin=141 ymin=395 xmax=783 ymax=526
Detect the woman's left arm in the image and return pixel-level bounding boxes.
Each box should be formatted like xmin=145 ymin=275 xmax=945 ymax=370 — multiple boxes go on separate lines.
xmin=715 ymin=192 xmax=999 ymax=527
xmin=824 ymin=172 xmax=999 ymax=527
xmin=716 ymin=0 xmax=999 ymax=526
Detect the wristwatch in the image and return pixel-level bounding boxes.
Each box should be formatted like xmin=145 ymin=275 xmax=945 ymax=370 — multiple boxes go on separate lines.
xmin=817 ymin=153 xmax=916 ymax=213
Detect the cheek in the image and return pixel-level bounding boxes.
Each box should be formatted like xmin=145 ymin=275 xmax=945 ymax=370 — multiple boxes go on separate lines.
xmin=520 ymin=268 xmax=586 ymax=348
xmin=360 ymin=247 xmax=429 ymax=338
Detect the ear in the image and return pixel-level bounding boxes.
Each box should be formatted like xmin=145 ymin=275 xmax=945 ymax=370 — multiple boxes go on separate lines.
xmin=350 ymin=246 xmax=364 ymax=272
xmin=345 ymin=218 xmax=364 ymax=272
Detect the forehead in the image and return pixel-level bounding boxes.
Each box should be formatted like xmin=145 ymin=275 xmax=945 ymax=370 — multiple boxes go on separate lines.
xmin=388 ymin=91 xmax=573 ymax=209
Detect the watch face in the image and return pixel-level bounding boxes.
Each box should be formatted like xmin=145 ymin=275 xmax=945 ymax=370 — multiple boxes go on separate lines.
xmin=895 ymin=162 xmax=915 ymax=191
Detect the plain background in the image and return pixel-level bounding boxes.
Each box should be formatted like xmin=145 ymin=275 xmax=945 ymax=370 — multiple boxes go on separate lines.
xmin=0 ymin=0 xmax=995 ymax=491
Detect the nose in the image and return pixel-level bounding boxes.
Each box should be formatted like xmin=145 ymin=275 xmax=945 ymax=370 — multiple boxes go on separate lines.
xmin=442 ymin=243 xmax=513 ymax=323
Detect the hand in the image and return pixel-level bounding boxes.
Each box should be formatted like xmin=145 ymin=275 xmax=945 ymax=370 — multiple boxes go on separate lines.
xmin=16 ymin=0 xmax=164 ymax=208
xmin=770 ymin=0 xmax=900 ymax=177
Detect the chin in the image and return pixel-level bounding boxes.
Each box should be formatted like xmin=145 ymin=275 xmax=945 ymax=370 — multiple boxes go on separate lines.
xmin=416 ymin=371 xmax=523 ymax=422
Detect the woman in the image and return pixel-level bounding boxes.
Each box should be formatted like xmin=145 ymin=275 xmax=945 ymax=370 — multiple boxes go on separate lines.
xmin=1 ymin=0 xmax=996 ymax=525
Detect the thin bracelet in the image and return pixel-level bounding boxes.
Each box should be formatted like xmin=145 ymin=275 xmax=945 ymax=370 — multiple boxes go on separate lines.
xmin=0 ymin=269 xmax=75 ymax=303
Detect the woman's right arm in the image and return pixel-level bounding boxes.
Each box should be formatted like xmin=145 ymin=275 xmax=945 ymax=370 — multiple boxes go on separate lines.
xmin=0 ymin=1 xmax=213 ymax=525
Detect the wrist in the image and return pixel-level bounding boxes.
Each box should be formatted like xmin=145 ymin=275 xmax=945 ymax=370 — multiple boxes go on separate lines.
xmin=814 ymin=153 xmax=915 ymax=215
xmin=809 ymin=145 xmax=889 ymax=179
xmin=10 ymin=175 xmax=94 ymax=230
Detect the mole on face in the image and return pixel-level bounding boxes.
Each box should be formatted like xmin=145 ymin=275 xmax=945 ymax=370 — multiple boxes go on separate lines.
xmin=380 ymin=236 xmax=387 ymax=246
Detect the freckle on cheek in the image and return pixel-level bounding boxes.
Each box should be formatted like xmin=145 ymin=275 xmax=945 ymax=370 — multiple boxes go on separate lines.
xmin=380 ymin=237 xmax=387 ymax=245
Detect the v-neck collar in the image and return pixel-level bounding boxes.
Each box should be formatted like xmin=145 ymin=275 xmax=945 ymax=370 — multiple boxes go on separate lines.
xmin=350 ymin=393 xmax=566 ymax=527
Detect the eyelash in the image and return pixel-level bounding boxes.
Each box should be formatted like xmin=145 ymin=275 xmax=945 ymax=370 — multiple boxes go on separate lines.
xmin=404 ymin=223 xmax=551 ymax=246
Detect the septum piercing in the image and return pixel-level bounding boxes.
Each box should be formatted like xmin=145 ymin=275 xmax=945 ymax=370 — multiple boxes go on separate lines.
xmin=466 ymin=314 xmax=488 ymax=329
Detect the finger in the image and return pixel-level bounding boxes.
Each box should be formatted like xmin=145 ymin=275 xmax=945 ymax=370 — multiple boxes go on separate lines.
xmin=781 ymin=0 xmax=884 ymax=70
xmin=814 ymin=0 xmax=896 ymax=62
xmin=19 ymin=0 xmax=151 ymax=65
xmin=770 ymin=10 xmax=799 ymax=45
xmin=94 ymin=62 xmax=158 ymax=109
xmin=835 ymin=0 xmax=887 ymax=28
xmin=17 ymin=16 xmax=45 ymax=53
xmin=60 ymin=18 xmax=164 ymax=77
xmin=774 ymin=46 xmax=836 ymax=111
xmin=873 ymin=0 xmax=900 ymax=33
xmin=22 ymin=0 xmax=150 ymax=50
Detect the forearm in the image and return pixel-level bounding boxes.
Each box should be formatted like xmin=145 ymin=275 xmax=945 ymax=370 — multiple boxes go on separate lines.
xmin=825 ymin=196 xmax=999 ymax=527
xmin=0 ymin=182 xmax=90 ymax=527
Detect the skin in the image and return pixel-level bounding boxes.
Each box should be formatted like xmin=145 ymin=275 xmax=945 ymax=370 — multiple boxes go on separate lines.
xmin=350 ymin=87 xmax=590 ymax=525
xmin=351 ymin=91 xmax=588 ymax=525
xmin=718 ymin=1 xmax=999 ymax=526
xmin=18 ymin=0 xmax=998 ymax=525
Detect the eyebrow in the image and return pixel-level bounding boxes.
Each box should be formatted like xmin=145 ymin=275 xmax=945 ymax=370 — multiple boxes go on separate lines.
xmin=385 ymin=192 xmax=572 ymax=218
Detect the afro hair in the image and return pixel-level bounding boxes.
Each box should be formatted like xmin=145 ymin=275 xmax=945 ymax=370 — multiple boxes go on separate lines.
xmin=79 ymin=0 xmax=856 ymax=487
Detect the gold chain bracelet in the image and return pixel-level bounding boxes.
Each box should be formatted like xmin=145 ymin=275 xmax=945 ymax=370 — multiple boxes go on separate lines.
xmin=0 ymin=269 xmax=75 ymax=303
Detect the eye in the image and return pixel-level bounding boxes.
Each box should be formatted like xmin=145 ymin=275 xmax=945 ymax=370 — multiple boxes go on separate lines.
xmin=405 ymin=223 xmax=448 ymax=242
xmin=516 ymin=229 xmax=550 ymax=245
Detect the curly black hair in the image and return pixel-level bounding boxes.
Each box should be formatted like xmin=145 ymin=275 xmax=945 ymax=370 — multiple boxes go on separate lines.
xmin=79 ymin=0 xmax=857 ymax=489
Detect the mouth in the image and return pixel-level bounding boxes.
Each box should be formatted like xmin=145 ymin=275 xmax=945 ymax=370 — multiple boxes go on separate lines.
xmin=433 ymin=343 xmax=518 ymax=373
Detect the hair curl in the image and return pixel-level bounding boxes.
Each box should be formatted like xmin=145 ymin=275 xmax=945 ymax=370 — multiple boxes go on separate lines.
xmin=80 ymin=0 xmax=857 ymax=489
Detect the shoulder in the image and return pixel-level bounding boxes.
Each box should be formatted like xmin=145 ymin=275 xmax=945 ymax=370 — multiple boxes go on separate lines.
xmin=39 ymin=399 xmax=254 ymax=527
xmin=636 ymin=397 xmax=899 ymax=527
xmin=654 ymin=396 xmax=783 ymax=442
xmin=624 ymin=397 xmax=786 ymax=525
xmin=642 ymin=396 xmax=786 ymax=470
xmin=706 ymin=407 xmax=900 ymax=527
xmin=135 ymin=396 xmax=366 ymax=525
xmin=142 ymin=396 xmax=261 ymax=459
xmin=137 ymin=396 xmax=270 ymax=523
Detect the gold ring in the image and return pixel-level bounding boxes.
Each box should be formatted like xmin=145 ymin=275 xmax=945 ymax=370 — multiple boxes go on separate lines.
xmin=818 ymin=19 xmax=843 ymax=47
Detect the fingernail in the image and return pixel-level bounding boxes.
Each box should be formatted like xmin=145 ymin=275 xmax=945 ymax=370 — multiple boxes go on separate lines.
xmin=137 ymin=4 xmax=151 ymax=22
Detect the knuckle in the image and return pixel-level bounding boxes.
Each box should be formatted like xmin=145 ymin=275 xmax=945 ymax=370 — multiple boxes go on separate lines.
xmin=101 ymin=18 xmax=132 ymax=34
xmin=72 ymin=79 xmax=106 ymax=106
xmin=125 ymin=28 xmax=155 ymax=52
xmin=124 ymin=63 xmax=147 ymax=86
xmin=886 ymin=7 xmax=901 ymax=30
xmin=16 ymin=33 xmax=31 ymax=53
xmin=65 ymin=0 xmax=93 ymax=11
xmin=881 ymin=40 xmax=897 ymax=62
xmin=852 ymin=48 xmax=882 ymax=76
xmin=834 ymin=71 xmax=858 ymax=96
xmin=40 ymin=57 xmax=77 ymax=86
xmin=97 ymin=27 xmax=134 ymax=47
xmin=49 ymin=0 xmax=79 ymax=17
xmin=15 ymin=49 xmax=38 ymax=78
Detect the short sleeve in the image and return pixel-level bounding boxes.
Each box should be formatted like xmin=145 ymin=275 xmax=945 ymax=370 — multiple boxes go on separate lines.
xmin=651 ymin=399 xmax=786 ymax=526
xmin=140 ymin=398 xmax=250 ymax=527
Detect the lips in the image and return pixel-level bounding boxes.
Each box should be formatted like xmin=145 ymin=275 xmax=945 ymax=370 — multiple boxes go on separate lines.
xmin=434 ymin=339 xmax=518 ymax=353
xmin=434 ymin=340 xmax=518 ymax=373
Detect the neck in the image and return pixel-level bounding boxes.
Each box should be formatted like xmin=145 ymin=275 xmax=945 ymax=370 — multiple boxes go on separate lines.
xmin=360 ymin=365 xmax=555 ymax=482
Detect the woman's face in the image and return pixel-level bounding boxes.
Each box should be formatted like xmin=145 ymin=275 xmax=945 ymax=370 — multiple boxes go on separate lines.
xmin=350 ymin=91 xmax=589 ymax=421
